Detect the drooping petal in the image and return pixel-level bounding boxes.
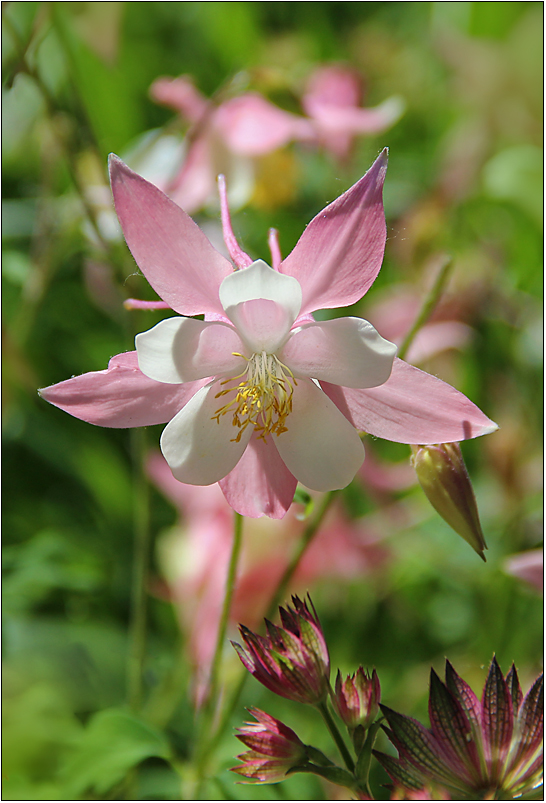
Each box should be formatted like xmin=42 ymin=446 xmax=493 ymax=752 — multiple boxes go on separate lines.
xmin=280 ymin=150 xmax=388 ymax=315
xmin=136 ymin=317 xmax=245 ymax=383
xmin=274 ymin=378 xmax=365 ymax=492
xmin=39 ymin=352 xmax=203 ymax=428
xmin=160 ymin=381 xmax=252 ymax=484
xmin=219 ymin=435 xmax=297 ymax=519
xmin=219 ymin=260 xmax=302 ymax=351
xmin=280 ymin=317 xmax=396 ymax=388
xmin=109 ymin=155 xmax=233 ymax=315
xmin=321 ymin=358 xmax=498 ymax=444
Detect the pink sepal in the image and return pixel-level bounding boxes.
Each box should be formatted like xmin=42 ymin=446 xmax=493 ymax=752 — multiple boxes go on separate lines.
xmin=321 ymin=358 xmax=498 ymax=444
xmin=39 ymin=351 xmax=204 ymax=428
xmin=109 ymin=155 xmax=233 ymax=316
xmin=280 ymin=150 xmax=388 ymax=315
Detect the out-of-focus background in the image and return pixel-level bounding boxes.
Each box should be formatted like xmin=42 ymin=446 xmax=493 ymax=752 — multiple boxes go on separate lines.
xmin=2 ymin=2 xmax=542 ymax=800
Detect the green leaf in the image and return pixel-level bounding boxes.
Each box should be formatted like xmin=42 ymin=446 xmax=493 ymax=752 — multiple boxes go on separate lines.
xmin=60 ymin=707 xmax=173 ymax=797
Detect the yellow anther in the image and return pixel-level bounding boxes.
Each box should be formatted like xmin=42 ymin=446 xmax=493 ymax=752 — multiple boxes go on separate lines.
xmin=212 ymin=351 xmax=296 ymax=442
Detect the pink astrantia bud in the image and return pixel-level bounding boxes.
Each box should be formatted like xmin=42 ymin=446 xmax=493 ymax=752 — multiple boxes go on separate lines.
xmin=232 ymin=595 xmax=330 ymax=705
xmin=334 ymin=667 xmax=381 ymax=732
xmin=231 ymin=708 xmax=307 ymax=784
xmin=411 ymin=442 xmax=487 ymax=560
xmin=374 ymin=657 xmax=544 ymax=800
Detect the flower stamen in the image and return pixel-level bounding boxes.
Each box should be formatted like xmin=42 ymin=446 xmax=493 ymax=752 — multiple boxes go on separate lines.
xmin=212 ymin=352 xmax=297 ymax=442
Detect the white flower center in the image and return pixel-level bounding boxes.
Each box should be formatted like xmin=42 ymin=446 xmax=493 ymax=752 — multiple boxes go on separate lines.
xmin=212 ymin=351 xmax=297 ymax=442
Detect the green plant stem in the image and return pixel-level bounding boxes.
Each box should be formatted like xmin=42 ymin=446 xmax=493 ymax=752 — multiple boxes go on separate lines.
xmin=317 ymin=700 xmax=355 ymax=774
xmin=127 ymin=427 xmax=151 ymax=712
xmin=207 ymin=489 xmax=338 ymax=754
xmin=397 ymin=255 xmax=454 ymax=361
xmin=192 ymin=512 xmax=244 ymax=790
xmin=265 ymin=490 xmax=337 ymax=619
xmin=204 ymin=511 xmax=244 ymax=714
xmin=355 ymin=718 xmax=384 ymax=799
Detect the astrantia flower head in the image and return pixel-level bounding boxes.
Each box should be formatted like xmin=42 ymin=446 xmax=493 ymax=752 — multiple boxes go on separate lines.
xmin=232 ymin=595 xmax=330 ymax=705
xmin=231 ymin=707 xmax=307 ymax=783
xmin=39 ymin=150 xmax=497 ymax=519
xmin=375 ymin=656 xmax=544 ymax=800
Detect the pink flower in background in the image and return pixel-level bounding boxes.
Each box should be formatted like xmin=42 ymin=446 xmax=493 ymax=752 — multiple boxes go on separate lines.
xmin=148 ymin=67 xmax=402 ymax=212
xmin=148 ymin=451 xmax=390 ymax=705
xmin=504 ymin=549 xmax=543 ymax=594
xmin=366 ymin=285 xmax=473 ymax=365
xmin=40 ymin=151 xmax=497 ymax=519
xmin=150 ymin=75 xmax=314 ymax=212
xmin=302 ymin=65 xmax=404 ymax=161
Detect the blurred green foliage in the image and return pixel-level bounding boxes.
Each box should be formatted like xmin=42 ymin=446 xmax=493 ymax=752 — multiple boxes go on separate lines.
xmin=2 ymin=2 xmax=542 ymax=800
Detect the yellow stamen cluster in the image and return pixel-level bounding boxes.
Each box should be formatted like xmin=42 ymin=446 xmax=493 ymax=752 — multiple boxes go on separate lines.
xmin=213 ymin=352 xmax=296 ymax=442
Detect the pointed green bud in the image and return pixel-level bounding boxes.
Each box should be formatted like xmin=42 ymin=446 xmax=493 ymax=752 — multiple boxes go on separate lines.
xmin=411 ymin=442 xmax=487 ymax=560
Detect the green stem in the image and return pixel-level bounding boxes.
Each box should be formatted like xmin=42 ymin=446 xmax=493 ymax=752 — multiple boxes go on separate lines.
xmin=397 ymin=255 xmax=454 ymax=361
xmin=265 ymin=490 xmax=337 ymax=619
xmin=317 ymin=700 xmax=355 ymax=774
xmin=127 ymin=426 xmax=151 ymax=712
xmin=208 ymin=489 xmax=338 ymax=752
xmin=204 ymin=511 xmax=244 ymax=713
xmin=355 ymin=718 xmax=384 ymax=799
xmin=191 ymin=511 xmax=244 ymax=793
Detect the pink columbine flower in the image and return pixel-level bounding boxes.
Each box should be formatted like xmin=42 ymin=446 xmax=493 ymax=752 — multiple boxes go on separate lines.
xmin=333 ymin=667 xmax=381 ymax=735
xmin=39 ymin=151 xmax=498 ymax=519
xmin=232 ymin=595 xmax=330 ymax=705
xmin=375 ymin=657 xmax=544 ymax=800
xmin=231 ymin=707 xmax=308 ymax=784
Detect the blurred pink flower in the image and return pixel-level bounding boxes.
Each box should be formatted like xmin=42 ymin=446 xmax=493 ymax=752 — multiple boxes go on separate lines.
xmin=150 ymin=75 xmax=314 ymax=212
xmin=504 ymin=549 xmax=543 ymax=594
xmin=302 ymin=65 xmax=404 ymax=161
xmin=40 ymin=152 xmax=497 ymax=519
xmin=149 ymin=68 xmax=402 ymax=212
xmin=148 ymin=451 xmax=390 ymax=704
xmin=367 ymin=285 xmax=473 ymax=366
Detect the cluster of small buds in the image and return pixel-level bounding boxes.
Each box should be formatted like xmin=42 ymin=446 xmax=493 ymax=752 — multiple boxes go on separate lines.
xmin=232 ymin=598 xmax=543 ymax=801
xmin=231 ymin=595 xmax=381 ymax=795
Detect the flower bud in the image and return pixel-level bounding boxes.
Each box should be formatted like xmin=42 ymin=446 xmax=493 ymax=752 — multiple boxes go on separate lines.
xmin=232 ymin=595 xmax=330 ymax=704
xmin=333 ymin=667 xmax=381 ymax=731
xmin=411 ymin=442 xmax=487 ymax=560
xmin=232 ymin=708 xmax=307 ymax=783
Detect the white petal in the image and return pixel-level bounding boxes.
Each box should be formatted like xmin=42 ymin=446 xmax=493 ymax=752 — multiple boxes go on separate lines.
xmin=274 ymin=378 xmax=365 ymax=491
xmin=136 ymin=317 xmax=245 ymax=383
xmin=219 ymin=259 xmax=302 ymax=351
xmin=280 ymin=317 xmax=397 ymax=388
xmin=160 ymin=382 xmax=252 ymax=485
